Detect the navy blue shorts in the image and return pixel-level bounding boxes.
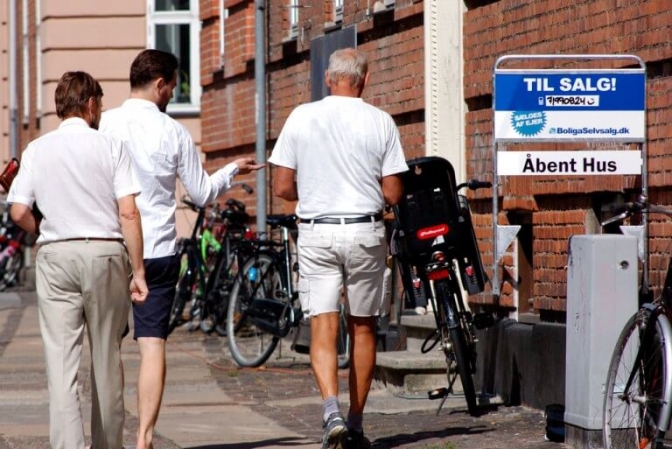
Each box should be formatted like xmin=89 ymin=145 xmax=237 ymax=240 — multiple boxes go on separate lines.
xmin=133 ymin=253 xmax=181 ymax=340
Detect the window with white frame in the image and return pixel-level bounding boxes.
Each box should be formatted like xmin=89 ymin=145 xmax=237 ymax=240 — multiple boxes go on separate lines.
xmin=334 ymin=0 xmax=343 ymax=23
xmin=289 ymin=0 xmax=299 ymax=39
xmin=147 ymin=0 xmax=201 ymax=112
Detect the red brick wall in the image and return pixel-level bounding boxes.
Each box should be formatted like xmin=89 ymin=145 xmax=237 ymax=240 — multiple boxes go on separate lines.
xmin=200 ymin=0 xmax=425 ymax=219
xmin=465 ymin=0 xmax=672 ymax=317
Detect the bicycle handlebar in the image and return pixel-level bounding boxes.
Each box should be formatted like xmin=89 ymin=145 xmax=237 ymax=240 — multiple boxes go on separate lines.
xmin=226 ymin=198 xmax=246 ymax=211
xmin=231 ymin=182 xmax=254 ymax=194
xmin=181 ymin=196 xmax=201 ymax=212
xmin=456 ymin=179 xmax=492 ymax=192
xmin=601 ymin=194 xmax=672 ymax=226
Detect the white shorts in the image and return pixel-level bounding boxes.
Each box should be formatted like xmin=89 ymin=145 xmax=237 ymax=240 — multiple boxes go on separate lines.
xmin=297 ymin=220 xmax=388 ymax=317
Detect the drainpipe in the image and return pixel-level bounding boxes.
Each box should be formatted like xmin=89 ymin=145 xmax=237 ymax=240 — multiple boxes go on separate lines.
xmin=424 ymin=0 xmax=464 ymax=179
xmin=254 ymin=0 xmax=267 ymax=236
xmin=9 ymin=0 xmax=19 ymax=159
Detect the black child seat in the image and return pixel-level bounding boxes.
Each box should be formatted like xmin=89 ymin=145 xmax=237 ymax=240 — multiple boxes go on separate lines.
xmin=392 ymin=156 xmax=486 ymax=295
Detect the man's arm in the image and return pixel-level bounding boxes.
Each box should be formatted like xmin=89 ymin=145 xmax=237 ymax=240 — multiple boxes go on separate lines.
xmin=118 ymin=194 xmax=148 ymax=304
xmin=273 ymin=166 xmax=298 ymax=201
xmin=381 ymin=174 xmax=403 ymax=206
xmin=177 ymin=129 xmax=264 ymax=206
xmin=10 ymin=203 xmax=40 ymax=234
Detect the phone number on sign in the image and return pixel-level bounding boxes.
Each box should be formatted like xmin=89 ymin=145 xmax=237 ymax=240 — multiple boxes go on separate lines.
xmin=544 ymin=95 xmax=600 ymax=107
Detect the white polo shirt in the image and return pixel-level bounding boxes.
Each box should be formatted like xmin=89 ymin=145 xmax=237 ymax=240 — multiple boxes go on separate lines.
xmin=8 ymin=117 xmax=141 ymax=244
xmin=99 ymin=99 xmax=239 ymax=259
xmin=269 ymin=95 xmax=408 ymax=219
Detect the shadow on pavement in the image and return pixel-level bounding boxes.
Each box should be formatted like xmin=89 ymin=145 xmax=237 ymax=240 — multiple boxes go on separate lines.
xmin=183 ymin=437 xmax=317 ymax=448
xmin=371 ymin=424 xmax=492 ymax=448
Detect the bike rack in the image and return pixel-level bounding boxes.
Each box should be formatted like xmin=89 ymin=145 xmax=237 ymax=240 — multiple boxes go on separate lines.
xmin=491 ymin=54 xmax=648 ymax=303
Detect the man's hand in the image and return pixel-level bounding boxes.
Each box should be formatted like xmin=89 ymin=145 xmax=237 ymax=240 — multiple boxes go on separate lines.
xmin=233 ymin=157 xmax=266 ymax=175
xmin=130 ymin=275 xmax=149 ymax=305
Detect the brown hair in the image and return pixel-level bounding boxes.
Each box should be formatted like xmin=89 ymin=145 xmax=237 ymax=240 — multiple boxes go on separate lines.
xmin=54 ymin=71 xmax=103 ymax=119
xmin=130 ymin=49 xmax=179 ymax=89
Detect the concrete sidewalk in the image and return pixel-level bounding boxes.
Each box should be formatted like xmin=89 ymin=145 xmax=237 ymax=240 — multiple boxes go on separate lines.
xmin=0 ymin=290 xmax=567 ymax=449
xmin=0 ymin=291 xmax=318 ymax=449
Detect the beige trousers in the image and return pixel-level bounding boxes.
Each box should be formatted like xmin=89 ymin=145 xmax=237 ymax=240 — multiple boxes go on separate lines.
xmin=36 ymin=240 xmax=131 ymax=449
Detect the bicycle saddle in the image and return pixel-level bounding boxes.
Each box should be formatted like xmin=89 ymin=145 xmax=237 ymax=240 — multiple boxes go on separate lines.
xmin=266 ymin=214 xmax=298 ymax=229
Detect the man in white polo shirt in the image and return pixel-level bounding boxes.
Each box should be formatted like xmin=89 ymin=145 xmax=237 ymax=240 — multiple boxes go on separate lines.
xmin=99 ymin=49 xmax=264 ymax=449
xmin=269 ymin=48 xmax=408 ymax=449
xmin=8 ymin=71 xmax=148 ymax=449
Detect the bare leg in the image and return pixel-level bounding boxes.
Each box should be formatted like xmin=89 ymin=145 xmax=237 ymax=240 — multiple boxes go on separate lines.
xmin=347 ymin=316 xmax=377 ymax=415
xmin=310 ymin=312 xmax=341 ymax=399
xmin=135 ymin=337 xmax=166 ymax=449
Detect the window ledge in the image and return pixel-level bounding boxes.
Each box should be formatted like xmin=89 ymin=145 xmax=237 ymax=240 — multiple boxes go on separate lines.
xmin=324 ymin=21 xmax=342 ymax=32
xmin=166 ymin=103 xmax=201 ymax=117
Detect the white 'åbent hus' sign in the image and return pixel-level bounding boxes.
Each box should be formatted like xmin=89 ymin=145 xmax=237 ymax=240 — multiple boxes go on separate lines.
xmin=497 ymin=150 xmax=643 ymax=176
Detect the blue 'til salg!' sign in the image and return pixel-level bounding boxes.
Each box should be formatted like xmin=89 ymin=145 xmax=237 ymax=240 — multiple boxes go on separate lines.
xmin=494 ymin=71 xmax=646 ymax=141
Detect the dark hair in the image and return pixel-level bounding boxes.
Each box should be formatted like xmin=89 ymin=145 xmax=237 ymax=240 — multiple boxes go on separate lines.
xmin=54 ymin=71 xmax=103 ymax=119
xmin=130 ymin=49 xmax=179 ymax=89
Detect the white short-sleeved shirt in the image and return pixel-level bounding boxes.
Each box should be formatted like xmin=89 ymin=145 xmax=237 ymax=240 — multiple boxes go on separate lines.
xmin=268 ymin=95 xmax=408 ymax=219
xmin=7 ymin=117 xmax=141 ymax=244
xmin=99 ymin=99 xmax=239 ymax=259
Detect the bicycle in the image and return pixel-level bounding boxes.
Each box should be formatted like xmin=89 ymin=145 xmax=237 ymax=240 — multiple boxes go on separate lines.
xmin=601 ymin=195 xmax=672 ymax=449
xmin=391 ymin=156 xmax=492 ymax=417
xmin=225 ymin=214 xmax=350 ymax=369
xmin=168 ymin=185 xmax=253 ymax=335
xmin=195 ymin=197 xmax=259 ymax=335
xmin=0 ymin=200 xmax=31 ymax=291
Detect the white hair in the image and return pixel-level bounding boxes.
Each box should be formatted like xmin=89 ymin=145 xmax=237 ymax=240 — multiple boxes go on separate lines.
xmin=327 ymin=48 xmax=368 ymax=88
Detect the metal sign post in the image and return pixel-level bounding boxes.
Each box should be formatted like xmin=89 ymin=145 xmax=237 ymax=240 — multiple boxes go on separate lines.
xmin=491 ymin=54 xmax=647 ymax=298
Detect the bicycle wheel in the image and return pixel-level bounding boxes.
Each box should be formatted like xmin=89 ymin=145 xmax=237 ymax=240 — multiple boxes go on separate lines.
xmin=0 ymin=248 xmax=22 ymax=291
xmin=168 ymin=245 xmax=196 ymax=334
xmin=337 ymin=303 xmax=350 ymax=369
xmin=213 ymin=241 xmax=255 ymax=337
xmin=226 ymin=252 xmax=284 ymax=367
xmin=603 ymin=308 xmax=668 ymax=449
xmin=434 ymin=278 xmax=478 ymax=416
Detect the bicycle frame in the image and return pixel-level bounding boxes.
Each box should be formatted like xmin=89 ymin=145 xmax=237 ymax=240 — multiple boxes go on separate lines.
xmin=236 ymin=225 xmax=295 ymax=338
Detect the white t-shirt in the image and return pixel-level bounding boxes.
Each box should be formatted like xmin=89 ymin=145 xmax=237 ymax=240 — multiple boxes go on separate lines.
xmin=268 ymin=95 xmax=408 ymax=219
xmin=8 ymin=117 xmax=141 ymax=244
xmin=99 ymin=99 xmax=239 ymax=259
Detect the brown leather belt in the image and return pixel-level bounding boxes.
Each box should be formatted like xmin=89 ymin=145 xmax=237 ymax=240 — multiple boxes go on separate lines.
xmin=300 ymin=213 xmax=383 ymax=225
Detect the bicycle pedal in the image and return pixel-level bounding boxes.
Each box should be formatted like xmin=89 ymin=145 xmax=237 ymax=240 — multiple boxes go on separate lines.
xmin=428 ymin=387 xmax=448 ymax=400
xmin=473 ymin=312 xmax=495 ymax=330
xmin=292 ymin=343 xmax=310 ymax=354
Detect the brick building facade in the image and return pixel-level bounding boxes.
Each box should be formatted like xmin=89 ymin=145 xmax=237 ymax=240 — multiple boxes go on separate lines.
xmin=199 ymin=0 xmax=426 ymax=221
xmin=200 ymin=0 xmax=672 ymax=325
xmin=464 ymin=0 xmax=672 ymax=321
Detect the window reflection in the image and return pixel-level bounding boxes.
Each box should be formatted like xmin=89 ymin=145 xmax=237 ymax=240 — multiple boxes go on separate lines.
xmin=155 ymin=0 xmax=189 ymax=11
xmin=156 ymin=24 xmax=191 ymax=104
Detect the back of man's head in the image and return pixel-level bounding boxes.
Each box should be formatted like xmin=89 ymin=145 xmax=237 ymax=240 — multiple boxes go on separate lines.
xmin=327 ymin=48 xmax=368 ymax=88
xmin=130 ymin=49 xmax=178 ymax=90
xmin=55 ymin=71 xmax=103 ymax=119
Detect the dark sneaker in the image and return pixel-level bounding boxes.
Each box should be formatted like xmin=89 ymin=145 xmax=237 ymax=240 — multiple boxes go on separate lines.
xmin=321 ymin=412 xmax=346 ymax=449
xmin=342 ymin=429 xmax=371 ymax=449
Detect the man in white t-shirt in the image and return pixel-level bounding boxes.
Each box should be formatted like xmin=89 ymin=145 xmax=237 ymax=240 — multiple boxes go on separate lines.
xmin=269 ymin=48 xmax=408 ymax=449
xmin=8 ymin=71 xmax=148 ymax=449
